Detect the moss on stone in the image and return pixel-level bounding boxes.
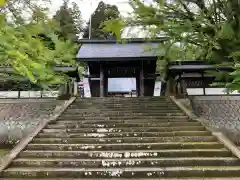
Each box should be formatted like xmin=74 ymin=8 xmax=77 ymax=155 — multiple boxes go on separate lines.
xmin=0 ymin=148 xmax=11 ymax=157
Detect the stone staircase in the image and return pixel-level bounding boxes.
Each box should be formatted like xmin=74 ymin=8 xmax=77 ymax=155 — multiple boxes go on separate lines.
xmin=1 ymin=97 xmax=240 ymax=179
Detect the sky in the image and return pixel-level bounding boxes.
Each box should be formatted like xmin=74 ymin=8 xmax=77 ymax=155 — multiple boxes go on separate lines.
xmin=47 ymin=0 xmax=153 ymax=38
xmin=49 ymin=0 xmax=132 ymax=21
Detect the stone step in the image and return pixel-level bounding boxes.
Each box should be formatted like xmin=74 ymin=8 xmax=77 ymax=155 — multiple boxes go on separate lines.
xmin=75 ymin=101 xmax=173 ymax=104
xmin=69 ymin=106 xmax=179 ymax=110
xmin=74 ymin=99 xmax=172 ymax=105
xmin=26 ymin=142 xmax=224 ymax=151
xmin=75 ymin=97 xmax=169 ymax=101
xmin=47 ymin=122 xmax=201 ymax=129
xmin=63 ymin=111 xmax=183 ymax=115
xmin=72 ymin=102 xmax=175 ymax=106
xmin=74 ymin=99 xmax=174 ymax=105
xmin=11 ymin=157 xmax=240 ymax=168
xmin=4 ymin=97 xmax=237 ymax=179
xmin=19 ymin=149 xmax=233 ymax=159
xmin=70 ymin=104 xmax=177 ymax=108
xmin=77 ymin=98 xmax=174 ymax=102
xmin=54 ymin=119 xmax=195 ymax=124
xmin=32 ymin=136 xmax=217 ymax=144
xmin=61 ymin=112 xmax=186 ymax=117
xmin=67 ymin=105 xmax=181 ymax=112
xmin=37 ymin=131 xmax=212 ymax=138
xmin=68 ymin=106 xmax=181 ymax=110
xmin=42 ymin=126 xmax=205 ymax=134
xmin=2 ymin=178 xmax=240 ymax=180
xmin=57 ymin=115 xmax=189 ymax=120
xmin=3 ymin=167 xmax=240 ymax=178
xmin=75 ymin=96 xmax=169 ymax=99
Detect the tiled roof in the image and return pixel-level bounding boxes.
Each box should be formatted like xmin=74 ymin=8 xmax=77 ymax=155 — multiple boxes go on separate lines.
xmin=77 ymin=42 xmax=164 ymax=60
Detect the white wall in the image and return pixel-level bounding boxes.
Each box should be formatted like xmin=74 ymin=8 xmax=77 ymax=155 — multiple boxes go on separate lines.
xmin=0 ymin=91 xmax=59 ymax=98
xmin=187 ymin=88 xmax=204 ymax=95
xmin=0 ymin=91 xmax=19 ymax=98
xmin=187 ymin=88 xmax=240 ymax=95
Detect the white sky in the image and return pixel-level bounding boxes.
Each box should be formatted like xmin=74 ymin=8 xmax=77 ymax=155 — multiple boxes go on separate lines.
xmin=48 ymin=0 xmax=132 ymax=21
xmin=47 ymin=0 xmax=154 ymax=38
xmin=48 ymin=0 xmax=152 ymax=38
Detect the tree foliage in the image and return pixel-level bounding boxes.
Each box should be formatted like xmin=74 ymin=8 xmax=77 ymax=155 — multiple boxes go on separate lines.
xmin=0 ymin=0 xmax=51 ymax=23
xmin=83 ymin=1 xmax=120 ymax=39
xmin=0 ymin=0 xmax=6 ymax=7
xmin=104 ymin=0 xmax=240 ymax=90
xmin=0 ymin=0 xmax=78 ymax=88
xmin=53 ymin=0 xmax=83 ymax=42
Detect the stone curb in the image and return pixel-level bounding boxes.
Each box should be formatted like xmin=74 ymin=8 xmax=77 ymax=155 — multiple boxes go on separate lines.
xmin=213 ymin=132 xmax=240 ymax=159
xmin=169 ymin=96 xmax=215 ymax=132
xmin=0 ymin=97 xmax=76 ymax=172
xmin=170 ymin=96 xmax=240 ymax=159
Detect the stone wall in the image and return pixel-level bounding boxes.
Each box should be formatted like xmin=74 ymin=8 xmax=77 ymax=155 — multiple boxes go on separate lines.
xmin=190 ymin=96 xmax=240 ymax=145
xmin=0 ymin=99 xmax=64 ymax=146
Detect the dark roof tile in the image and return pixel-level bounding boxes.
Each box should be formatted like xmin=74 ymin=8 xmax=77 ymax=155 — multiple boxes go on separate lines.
xmin=77 ymin=43 xmax=164 ymax=60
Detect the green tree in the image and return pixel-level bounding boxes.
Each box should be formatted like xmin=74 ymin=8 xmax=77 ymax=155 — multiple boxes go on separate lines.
xmin=105 ymin=0 xmax=240 ymax=91
xmin=53 ymin=0 xmax=83 ymax=42
xmin=0 ymin=0 xmax=6 ymax=7
xmin=1 ymin=0 xmax=50 ymax=23
xmin=0 ymin=0 xmax=78 ymax=88
xmin=71 ymin=1 xmax=84 ymax=39
xmin=83 ymin=1 xmax=120 ymax=39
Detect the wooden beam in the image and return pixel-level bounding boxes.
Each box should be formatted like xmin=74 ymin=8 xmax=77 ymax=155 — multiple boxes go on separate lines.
xmin=136 ymin=72 xmax=140 ymax=97
xmin=100 ymin=63 xmax=105 ymax=97
xmin=85 ymin=73 xmax=160 ymax=79
xmin=140 ymin=61 xmax=144 ymax=97
xmin=202 ymin=73 xmax=206 ymax=95
xmin=104 ymin=68 xmax=108 ymax=97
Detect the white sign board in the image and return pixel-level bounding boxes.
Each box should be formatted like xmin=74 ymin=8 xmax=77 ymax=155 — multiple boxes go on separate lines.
xmin=83 ymin=78 xmax=91 ymax=98
xmin=154 ymin=81 xmax=162 ymax=96
xmin=108 ymin=78 xmax=136 ymax=92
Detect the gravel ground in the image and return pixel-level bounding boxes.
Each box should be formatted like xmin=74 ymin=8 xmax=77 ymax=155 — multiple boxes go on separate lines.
xmin=0 ymin=100 xmax=64 ymax=145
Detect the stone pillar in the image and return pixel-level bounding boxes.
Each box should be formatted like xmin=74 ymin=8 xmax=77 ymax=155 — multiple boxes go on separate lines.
xmin=73 ymin=81 xmax=78 ymax=96
xmin=139 ymin=61 xmax=144 ymax=97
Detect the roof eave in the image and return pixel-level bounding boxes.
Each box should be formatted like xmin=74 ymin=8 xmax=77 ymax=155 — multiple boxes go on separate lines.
xmin=77 ymin=56 xmax=159 ymax=62
xmin=77 ymin=37 xmax=168 ymax=44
